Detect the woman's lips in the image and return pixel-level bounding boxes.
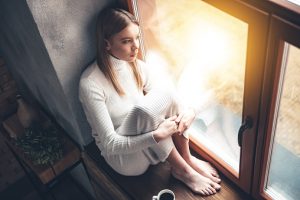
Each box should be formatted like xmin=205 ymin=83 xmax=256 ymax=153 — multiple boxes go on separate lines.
xmin=131 ymin=49 xmax=138 ymax=57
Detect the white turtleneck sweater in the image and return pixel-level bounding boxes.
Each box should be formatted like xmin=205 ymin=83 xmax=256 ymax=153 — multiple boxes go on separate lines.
xmin=79 ymin=56 xmax=159 ymax=156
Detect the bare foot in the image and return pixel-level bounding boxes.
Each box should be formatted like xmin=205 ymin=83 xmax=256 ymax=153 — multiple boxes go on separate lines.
xmin=187 ymin=156 xmax=221 ymax=183
xmin=171 ymin=168 xmax=221 ymax=196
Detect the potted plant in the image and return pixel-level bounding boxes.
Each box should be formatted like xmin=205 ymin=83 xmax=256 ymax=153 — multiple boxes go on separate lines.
xmin=15 ymin=123 xmax=65 ymax=166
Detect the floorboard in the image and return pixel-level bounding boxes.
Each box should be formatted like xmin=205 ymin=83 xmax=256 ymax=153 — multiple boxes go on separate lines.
xmin=0 ymin=174 xmax=92 ymax=200
xmin=85 ymin=142 xmax=254 ymax=200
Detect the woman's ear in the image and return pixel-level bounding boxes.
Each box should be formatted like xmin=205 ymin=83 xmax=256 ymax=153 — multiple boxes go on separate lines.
xmin=105 ymin=39 xmax=111 ymax=51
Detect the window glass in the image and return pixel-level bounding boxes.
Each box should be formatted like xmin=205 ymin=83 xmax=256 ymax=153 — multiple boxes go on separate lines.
xmin=137 ymin=0 xmax=248 ymax=172
xmin=287 ymin=0 xmax=300 ymax=6
xmin=265 ymin=43 xmax=300 ymax=200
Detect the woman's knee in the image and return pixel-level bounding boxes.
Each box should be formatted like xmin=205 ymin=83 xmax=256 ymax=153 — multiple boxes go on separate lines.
xmin=138 ymin=90 xmax=178 ymax=115
xmin=157 ymin=89 xmax=180 ymax=115
xmin=132 ymin=104 xmax=152 ymax=118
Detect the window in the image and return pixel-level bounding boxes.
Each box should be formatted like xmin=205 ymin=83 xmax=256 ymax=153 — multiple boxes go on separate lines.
xmin=131 ymin=0 xmax=268 ymax=192
xmin=287 ymin=0 xmax=300 ymax=6
xmin=136 ymin=0 xmax=248 ymax=173
xmin=265 ymin=42 xmax=300 ymax=200
xmin=126 ymin=0 xmax=300 ymax=199
xmin=255 ymin=15 xmax=300 ymax=200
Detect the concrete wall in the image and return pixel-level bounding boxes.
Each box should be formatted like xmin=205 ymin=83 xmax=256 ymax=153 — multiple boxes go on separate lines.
xmin=0 ymin=0 xmax=118 ymax=196
xmin=0 ymin=0 xmax=112 ymax=147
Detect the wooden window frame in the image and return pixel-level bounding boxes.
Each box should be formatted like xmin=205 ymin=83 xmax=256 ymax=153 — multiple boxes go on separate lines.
xmin=188 ymin=1 xmax=269 ymax=194
xmin=125 ymin=0 xmax=269 ymax=194
xmin=268 ymin=0 xmax=300 ymax=15
xmin=252 ymin=15 xmax=300 ymax=200
xmin=125 ymin=0 xmax=300 ymax=198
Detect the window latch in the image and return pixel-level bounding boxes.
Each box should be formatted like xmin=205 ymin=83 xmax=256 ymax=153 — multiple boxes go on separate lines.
xmin=238 ymin=116 xmax=253 ymax=147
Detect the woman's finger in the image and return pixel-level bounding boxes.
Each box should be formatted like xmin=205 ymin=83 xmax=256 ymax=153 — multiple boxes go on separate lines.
xmin=168 ymin=115 xmax=178 ymax=121
xmin=178 ymin=118 xmax=191 ymax=134
xmin=175 ymin=113 xmax=183 ymax=123
xmin=178 ymin=121 xmax=186 ymax=134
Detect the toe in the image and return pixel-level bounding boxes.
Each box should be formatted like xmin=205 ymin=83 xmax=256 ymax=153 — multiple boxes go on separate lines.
xmin=211 ymin=176 xmax=221 ymax=183
xmin=209 ymin=186 xmax=217 ymax=194
xmin=200 ymin=190 xmax=206 ymax=196
xmin=206 ymin=188 xmax=214 ymax=195
xmin=211 ymin=182 xmax=221 ymax=190
xmin=203 ymin=189 xmax=210 ymax=196
xmin=211 ymin=171 xmax=218 ymax=176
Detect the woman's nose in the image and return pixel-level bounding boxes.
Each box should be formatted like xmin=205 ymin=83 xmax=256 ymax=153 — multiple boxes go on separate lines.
xmin=132 ymin=39 xmax=139 ymax=49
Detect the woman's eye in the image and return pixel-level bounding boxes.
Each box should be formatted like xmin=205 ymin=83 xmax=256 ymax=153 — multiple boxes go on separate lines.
xmin=122 ymin=40 xmax=131 ymax=44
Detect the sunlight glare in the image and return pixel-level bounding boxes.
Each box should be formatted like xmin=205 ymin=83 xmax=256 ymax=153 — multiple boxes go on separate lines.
xmin=145 ymin=50 xmax=175 ymax=90
xmin=188 ymin=25 xmax=231 ymax=70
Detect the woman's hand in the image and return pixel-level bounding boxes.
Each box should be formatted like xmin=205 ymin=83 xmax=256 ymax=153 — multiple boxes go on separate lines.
xmin=175 ymin=108 xmax=196 ymax=135
xmin=153 ymin=115 xmax=179 ymax=142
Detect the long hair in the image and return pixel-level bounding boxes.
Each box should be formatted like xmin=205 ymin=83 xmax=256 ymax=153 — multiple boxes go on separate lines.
xmin=96 ymin=8 xmax=143 ymax=96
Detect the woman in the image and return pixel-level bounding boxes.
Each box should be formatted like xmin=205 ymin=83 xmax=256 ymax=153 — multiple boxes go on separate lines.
xmin=79 ymin=8 xmax=221 ymax=196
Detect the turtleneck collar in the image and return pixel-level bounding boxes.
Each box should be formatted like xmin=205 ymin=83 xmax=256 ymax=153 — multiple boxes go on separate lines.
xmin=109 ymin=54 xmax=128 ymax=71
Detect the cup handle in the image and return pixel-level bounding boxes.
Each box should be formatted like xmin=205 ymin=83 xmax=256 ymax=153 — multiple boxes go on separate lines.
xmin=152 ymin=196 xmax=158 ymax=200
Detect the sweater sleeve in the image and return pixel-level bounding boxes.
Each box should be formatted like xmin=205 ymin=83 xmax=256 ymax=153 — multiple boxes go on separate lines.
xmin=79 ymin=78 xmax=157 ymax=156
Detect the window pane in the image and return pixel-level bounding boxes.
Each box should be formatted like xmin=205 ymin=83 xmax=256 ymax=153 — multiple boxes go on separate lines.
xmin=137 ymin=0 xmax=248 ymax=172
xmin=287 ymin=0 xmax=300 ymax=6
xmin=265 ymin=43 xmax=300 ymax=200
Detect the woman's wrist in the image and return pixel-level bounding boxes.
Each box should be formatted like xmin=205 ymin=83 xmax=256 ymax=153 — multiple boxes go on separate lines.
xmin=152 ymin=130 xmax=161 ymax=143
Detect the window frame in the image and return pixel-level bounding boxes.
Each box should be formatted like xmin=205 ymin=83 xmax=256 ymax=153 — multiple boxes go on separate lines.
xmin=125 ymin=0 xmax=300 ymax=198
xmin=188 ymin=1 xmax=269 ymax=193
xmin=125 ymin=0 xmax=269 ymax=194
xmin=268 ymin=0 xmax=300 ymax=15
xmin=252 ymin=15 xmax=300 ymax=200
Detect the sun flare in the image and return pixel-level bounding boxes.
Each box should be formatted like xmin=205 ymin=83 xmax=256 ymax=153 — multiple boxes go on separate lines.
xmin=188 ymin=26 xmax=231 ymax=69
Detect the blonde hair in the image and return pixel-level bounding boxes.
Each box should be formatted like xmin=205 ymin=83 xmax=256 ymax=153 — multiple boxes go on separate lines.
xmin=96 ymin=8 xmax=143 ymax=96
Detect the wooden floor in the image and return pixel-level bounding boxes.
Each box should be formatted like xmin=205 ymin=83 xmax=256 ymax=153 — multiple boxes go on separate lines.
xmin=0 ymin=152 xmax=255 ymax=200
xmin=0 ymin=134 xmax=255 ymax=200
xmin=0 ymin=134 xmax=24 ymax=192
xmin=0 ymin=174 xmax=93 ymax=200
xmin=0 ymin=171 xmax=255 ymax=200
xmin=85 ymin=142 xmax=255 ymax=200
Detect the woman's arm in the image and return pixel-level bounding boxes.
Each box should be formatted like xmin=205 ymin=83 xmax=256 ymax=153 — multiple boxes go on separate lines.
xmin=79 ymin=79 xmax=158 ymax=156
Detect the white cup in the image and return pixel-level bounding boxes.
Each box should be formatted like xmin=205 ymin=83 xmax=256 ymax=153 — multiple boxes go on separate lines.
xmin=152 ymin=189 xmax=175 ymax=200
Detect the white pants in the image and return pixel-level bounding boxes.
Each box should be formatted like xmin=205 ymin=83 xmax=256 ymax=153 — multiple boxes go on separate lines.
xmin=103 ymin=90 xmax=179 ymax=176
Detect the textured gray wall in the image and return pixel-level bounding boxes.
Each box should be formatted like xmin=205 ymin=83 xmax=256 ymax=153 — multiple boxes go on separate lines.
xmin=0 ymin=0 xmax=75 ymax=141
xmin=26 ymin=0 xmax=112 ymax=146
xmin=0 ymin=0 xmax=112 ymax=146
xmin=0 ymin=0 xmax=116 ymax=196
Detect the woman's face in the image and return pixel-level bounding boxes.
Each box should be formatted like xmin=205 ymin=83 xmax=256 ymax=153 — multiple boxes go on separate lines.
xmin=106 ymin=23 xmax=140 ymax=62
